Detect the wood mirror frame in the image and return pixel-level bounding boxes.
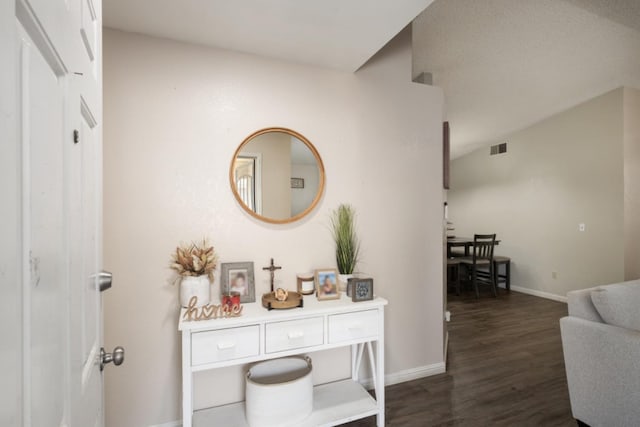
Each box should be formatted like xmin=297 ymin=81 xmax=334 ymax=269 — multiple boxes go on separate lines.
xmin=229 ymin=127 xmax=325 ymax=224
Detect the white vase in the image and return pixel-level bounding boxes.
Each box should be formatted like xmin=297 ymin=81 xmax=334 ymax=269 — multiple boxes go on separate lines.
xmin=338 ymin=274 xmax=353 ymax=293
xmin=180 ymin=275 xmax=211 ymax=308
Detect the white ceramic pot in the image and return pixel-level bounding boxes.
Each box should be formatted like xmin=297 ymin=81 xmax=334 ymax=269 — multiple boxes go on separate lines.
xmin=245 ymin=357 xmax=313 ymax=427
xmin=338 ymin=274 xmax=353 ymax=293
xmin=180 ymin=275 xmax=210 ymax=308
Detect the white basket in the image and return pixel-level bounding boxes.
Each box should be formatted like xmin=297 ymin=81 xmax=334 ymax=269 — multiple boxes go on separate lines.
xmin=245 ymin=356 xmax=313 ymax=427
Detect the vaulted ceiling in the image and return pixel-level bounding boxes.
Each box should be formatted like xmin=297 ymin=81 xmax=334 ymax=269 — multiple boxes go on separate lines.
xmin=103 ymin=1 xmax=640 ymax=158
xmin=412 ymin=0 xmax=640 ymax=158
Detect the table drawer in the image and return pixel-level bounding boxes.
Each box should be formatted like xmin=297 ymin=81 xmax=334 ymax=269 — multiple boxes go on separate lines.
xmin=328 ymin=310 xmax=379 ymax=344
xmin=191 ymin=325 xmax=259 ymax=366
xmin=265 ymin=317 xmax=324 ymax=353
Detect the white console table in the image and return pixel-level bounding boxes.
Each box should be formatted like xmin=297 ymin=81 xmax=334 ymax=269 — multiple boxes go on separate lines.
xmin=179 ymin=295 xmax=388 ymax=427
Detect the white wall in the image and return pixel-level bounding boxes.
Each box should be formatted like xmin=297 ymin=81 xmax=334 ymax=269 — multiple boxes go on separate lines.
xmin=449 ymin=89 xmax=625 ymax=299
xmin=624 ymin=87 xmax=640 ymax=280
xmin=103 ymin=28 xmax=444 ymax=426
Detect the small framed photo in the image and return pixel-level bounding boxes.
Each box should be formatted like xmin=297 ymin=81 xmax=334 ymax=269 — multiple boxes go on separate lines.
xmin=291 ymin=178 xmax=305 ymax=189
xmin=315 ymin=269 xmax=340 ymax=300
xmin=351 ymin=278 xmax=374 ymax=302
xmin=221 ymin=262 xmax=255 ymax=303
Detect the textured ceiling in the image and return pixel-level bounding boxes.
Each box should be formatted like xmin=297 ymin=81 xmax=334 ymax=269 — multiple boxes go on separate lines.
xmin=102 ymin=0 xmax=433 ymax=72
xmin=413 ymin=0 xmax=640 ymax=158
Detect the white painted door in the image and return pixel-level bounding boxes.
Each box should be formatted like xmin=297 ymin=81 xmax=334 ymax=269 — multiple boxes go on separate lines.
xmin=8 ymin=0 xmax=107 ymax=425
xmin=0 ymin=0 xmax=22 ymax=422
xmin=68 ymin=0 xmax=106 ymax=424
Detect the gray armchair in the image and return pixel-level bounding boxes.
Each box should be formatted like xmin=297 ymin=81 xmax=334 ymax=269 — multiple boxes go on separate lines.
xmin=560 ymin=280 xmax=640 ymax=427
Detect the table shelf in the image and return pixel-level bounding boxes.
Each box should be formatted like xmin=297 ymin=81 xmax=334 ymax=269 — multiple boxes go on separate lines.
xmin=194 ymin=379 xmax=378 ymax=427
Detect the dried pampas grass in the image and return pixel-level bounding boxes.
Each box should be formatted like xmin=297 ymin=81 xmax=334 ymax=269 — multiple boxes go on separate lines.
xmin=171 ymin=238 xmax=218 ymax=283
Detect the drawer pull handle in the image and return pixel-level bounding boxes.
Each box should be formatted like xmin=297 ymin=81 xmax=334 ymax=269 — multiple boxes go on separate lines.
xmin=217 ymin=342 xmax=236 ymax=350
xmin=287 ymin=331 xmax=304 ymax=339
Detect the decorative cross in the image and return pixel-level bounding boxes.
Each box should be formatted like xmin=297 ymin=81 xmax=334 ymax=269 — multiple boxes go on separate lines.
xmin=262 ymin=258 xmax=282 ymax=293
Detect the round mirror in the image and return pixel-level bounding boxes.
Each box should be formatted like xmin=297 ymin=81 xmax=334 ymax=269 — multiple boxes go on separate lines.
xmin=230 ymin=127 xmax=325 ymax=224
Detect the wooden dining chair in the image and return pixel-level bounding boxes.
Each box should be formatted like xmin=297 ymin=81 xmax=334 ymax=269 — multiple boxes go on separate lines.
xmin=460 ymin=234 xmax=497 ymax=298
xmin=493 ymin=255 xmax=511 ymax=291
xmin=447 ymin=258 xmax=462 ymax=296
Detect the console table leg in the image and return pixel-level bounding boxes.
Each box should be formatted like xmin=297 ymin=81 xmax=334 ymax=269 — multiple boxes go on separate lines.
xmin=182 ymin=332 xmax=193 ymax=427
xmin=366 ymin=341 xmax=377 ymax=391
xmin=376 ymin=310 xmax=385 ymax=426
xmin=353 ymin=343 xmax=365 ymax=381
xmin=351 ymin=344 xmax=358 ymax=381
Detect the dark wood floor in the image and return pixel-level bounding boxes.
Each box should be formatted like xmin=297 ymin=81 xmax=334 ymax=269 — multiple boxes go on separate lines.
xmin=347 ymin=290 xmax=574 ymax=426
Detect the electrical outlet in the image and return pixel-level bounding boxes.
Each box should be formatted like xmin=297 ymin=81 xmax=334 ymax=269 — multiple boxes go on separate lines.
xmin=579 ymin=223 xmax=586 ymax=232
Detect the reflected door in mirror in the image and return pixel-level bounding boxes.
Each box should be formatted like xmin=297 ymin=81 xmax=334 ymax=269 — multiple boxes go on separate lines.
xmin=233 ymin=155 xmax=260 ymax=214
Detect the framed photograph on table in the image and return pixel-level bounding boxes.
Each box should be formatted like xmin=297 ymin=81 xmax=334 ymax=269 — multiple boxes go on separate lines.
xmin=315 ymin=269 xmax=340 ymax=300
xmin=221 ymin=262 xmax=255 ymax=303
xmin=351 ymin=278 xmax=374 ymax=302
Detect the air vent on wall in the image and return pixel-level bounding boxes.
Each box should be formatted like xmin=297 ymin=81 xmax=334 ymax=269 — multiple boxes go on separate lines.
xmin=490 ymin=142 xmax=507 ymax=156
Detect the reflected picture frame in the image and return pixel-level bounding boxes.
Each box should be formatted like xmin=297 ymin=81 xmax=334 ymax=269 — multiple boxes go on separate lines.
xmin=291 ymin=177 xmax=305 ymax=189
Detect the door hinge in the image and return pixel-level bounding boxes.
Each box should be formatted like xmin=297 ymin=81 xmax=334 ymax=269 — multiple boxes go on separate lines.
xmin=73 ymin=129 xmax=79 ymax=144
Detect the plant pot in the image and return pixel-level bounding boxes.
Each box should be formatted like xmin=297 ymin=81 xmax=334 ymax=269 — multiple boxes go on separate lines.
xmin=180 ymin=275 xmax=210 ymax=308
xmin=338 ymin=274 xmax=353 ymax=293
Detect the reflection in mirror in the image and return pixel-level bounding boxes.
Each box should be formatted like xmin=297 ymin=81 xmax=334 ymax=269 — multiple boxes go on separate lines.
xmin=230 ymin=128 xmax=325 ymax=224
xmin=234 ymin=156 xmax=260 ymax=213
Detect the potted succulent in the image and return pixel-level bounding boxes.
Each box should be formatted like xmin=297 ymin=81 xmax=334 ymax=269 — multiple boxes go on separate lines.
xmin=171 ymin=239 xmax=218 ymax=308
xmin=330 ymin=204 xmax=360 ymax=293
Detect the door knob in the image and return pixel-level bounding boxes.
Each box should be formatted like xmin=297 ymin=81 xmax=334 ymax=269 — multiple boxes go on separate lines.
xmin=100 ymin=346 xmax=125 ymax=371
xmin=97 ymin=271 xmax=112 ymax=292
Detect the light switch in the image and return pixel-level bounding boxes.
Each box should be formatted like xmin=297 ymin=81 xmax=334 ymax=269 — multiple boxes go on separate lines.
xmin=579 ymin=223 xmax=586 ymax=232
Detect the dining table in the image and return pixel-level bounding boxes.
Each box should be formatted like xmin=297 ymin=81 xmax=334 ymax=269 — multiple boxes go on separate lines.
xmin=447 ymin=237 xmax=501 ymax=258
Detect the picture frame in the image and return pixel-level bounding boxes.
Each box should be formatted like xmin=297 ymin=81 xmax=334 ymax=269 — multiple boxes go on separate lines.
xmin=291 ymin=177 xmax=305 ymax=189
xmin=351 ymin=278 xmax=374 ymax=302
xmin=221 ymin=262 xmax=255 ymax=303
xmin=315 ymin=268 xmax=340 ymax=300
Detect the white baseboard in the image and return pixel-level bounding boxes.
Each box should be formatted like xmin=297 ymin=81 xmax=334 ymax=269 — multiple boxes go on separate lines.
xmin=506 ymin=285 xmax=567 ymax=303
xmin=360 ymin=362 xmax=446 ymax=390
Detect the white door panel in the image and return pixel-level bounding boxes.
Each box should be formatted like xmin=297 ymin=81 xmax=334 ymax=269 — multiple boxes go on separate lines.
xmin=68 ymin=83 xmax=103 ymax=426
xmin=19 ymin=0 xmax=81 ymax=73
xmin=80 ymin=0 xmax=97 ymax=62
xmin=13 ymin=0 xmax=105 ymax=425
xmin=19 ymin=22 xmax=67 ymax=427
xmin=79 ymin=0 xmax=100 ymax=113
